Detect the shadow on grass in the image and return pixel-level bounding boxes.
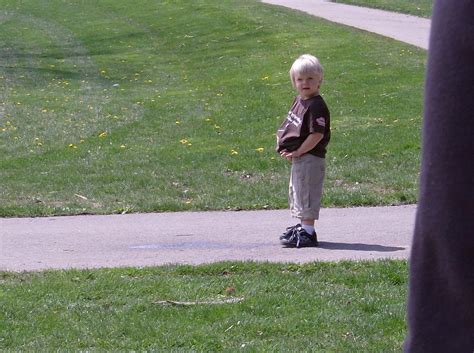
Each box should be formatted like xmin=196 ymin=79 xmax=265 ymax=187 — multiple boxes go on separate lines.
xmin=318 ymin=242 xmax=406 ymax=252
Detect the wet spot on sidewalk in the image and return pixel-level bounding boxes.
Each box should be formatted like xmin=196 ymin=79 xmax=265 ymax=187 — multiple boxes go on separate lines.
xmin=130 ymin=241 xmax=273 ymax=250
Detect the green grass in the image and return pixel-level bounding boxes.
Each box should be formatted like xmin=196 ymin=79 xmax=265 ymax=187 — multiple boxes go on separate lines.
xmin=332 ymin=0 xmax=433 ymax=18
xmin=0 ymin=261 xmax=408 ymax=351
xmin=0 ymin=0 xmax=426 ymax=217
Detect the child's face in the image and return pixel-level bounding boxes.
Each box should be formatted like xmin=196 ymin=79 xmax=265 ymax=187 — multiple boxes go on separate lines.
xmin=294 ymin=72 xmax=320 ymax=99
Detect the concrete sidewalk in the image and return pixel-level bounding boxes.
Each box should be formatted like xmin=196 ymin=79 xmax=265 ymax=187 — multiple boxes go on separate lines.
xmin=261 ymin=0 xmax=430 ymax=49
xmin=0 ymin=205 xmax=416 ymax=271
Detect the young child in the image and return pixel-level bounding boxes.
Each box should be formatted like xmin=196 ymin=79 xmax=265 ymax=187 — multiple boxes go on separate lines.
xmin=276 ymin=54 xmax=331 ymax=248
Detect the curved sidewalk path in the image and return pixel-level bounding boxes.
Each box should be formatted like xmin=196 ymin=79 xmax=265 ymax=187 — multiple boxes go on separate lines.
xmin=1 ymin=2 xmax=427 ymax=272
xmin=262 ymin=0 xmax=430 ymax=49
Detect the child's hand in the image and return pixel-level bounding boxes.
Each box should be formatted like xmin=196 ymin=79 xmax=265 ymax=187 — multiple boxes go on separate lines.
xmin=279 ymin=150 xmax=290 ymax=161
xmin=280 ymin=149 xmax=301 ymax=161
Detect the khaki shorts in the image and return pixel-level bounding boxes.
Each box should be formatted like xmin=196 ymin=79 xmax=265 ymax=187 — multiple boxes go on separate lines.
xmin=289 ymin=154 xmax=326 ymax=220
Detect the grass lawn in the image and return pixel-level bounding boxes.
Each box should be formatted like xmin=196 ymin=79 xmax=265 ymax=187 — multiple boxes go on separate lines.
xmin=0 ymin=261 xmax=408 ymax=351
xmin=0 ymin=0 xmax=426 ymax=217
xmin=332 ymin=0 xmax=433 ymax=18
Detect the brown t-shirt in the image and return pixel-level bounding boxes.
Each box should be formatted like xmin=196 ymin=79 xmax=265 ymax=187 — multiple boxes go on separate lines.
xmin=276 ymin=95 xmax=330 ymax=158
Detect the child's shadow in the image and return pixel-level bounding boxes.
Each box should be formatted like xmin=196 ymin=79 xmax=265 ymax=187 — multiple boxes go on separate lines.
xmin=318 ymin=242 xmax=405 ymax=252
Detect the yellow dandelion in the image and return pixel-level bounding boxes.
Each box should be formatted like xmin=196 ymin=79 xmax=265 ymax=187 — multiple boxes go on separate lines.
xmin=120 ymin=144 xmax=126 ymax=149
xmin=214 ymin=124 xmax=221 ymax=129
xmin=261 ymin=76 xmax=269 ymax=80
xmin=255 ymin=147 xmax=264 ymax=152
xmin=68 ymin=144 xmax=77 ymax=149
xmin=180 ymin=138 xmax=189 ymax=145
xmin=230 ymin=149 xmax=238 ymax=155
xmin=176 ymin=120 xmax=181 ymax=125
xmin=99 ymin=132 xmax=108 ymax=138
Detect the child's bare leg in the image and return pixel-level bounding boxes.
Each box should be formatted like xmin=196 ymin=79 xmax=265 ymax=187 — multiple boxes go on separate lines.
xmin=301 ymin=218 xmax=315 ymax=234
xmin=301 ymin=219 xmax=315 ymax=227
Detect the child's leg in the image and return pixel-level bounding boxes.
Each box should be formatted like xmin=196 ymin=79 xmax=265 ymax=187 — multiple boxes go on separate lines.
xmin=288 ymin=155 xmax=324 ymax=235
xmin=302 ymin=219 xmax=315 ymax=227
xmin=298 ymin=155 xmax=325 ymax=235
xmin=301 ymin=218 xmax=315 ymax=235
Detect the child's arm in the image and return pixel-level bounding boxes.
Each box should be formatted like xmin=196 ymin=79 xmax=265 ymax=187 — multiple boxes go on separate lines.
xmin=280 ymin=132 xmax=323 ymax=159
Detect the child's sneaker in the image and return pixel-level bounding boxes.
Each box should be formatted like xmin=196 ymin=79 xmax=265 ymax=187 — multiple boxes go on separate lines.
xmin=279 ymin=224 xmax=301 ymax=245
xmin=281 ymin=225 xmax=318 ymax=248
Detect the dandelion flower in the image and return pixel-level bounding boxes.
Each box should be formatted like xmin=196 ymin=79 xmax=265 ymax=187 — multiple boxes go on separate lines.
xmin=261 ymin=76 xmax=269 ymax=80
xmin=99 ymin=132 xmax=108 ymax=138
xmin=255 ymin=147 xmax=264 ymax=152
xmin=230 ymin=149 xmax=238 ymax=155
xmin=180 ymin=138 xmax=189 ymax=145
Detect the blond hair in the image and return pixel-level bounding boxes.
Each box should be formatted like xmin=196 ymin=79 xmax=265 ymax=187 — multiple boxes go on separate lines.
xmin=289 ymin=54 xmax=324 ymax=88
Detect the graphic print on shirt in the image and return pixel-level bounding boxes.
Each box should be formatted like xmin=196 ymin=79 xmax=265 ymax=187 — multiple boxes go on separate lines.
xmin=277 ymin=105 xmax=305 ymax=152
xmin=287 ymin=110 xmax=302 ymax=127
xmin=316 ymin=116 xmax=326 ymax=127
